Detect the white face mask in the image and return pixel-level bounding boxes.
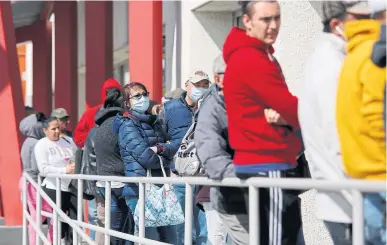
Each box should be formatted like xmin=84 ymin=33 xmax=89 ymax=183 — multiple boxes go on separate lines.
xmin=189 ymin=86 xmax=208 ymax=102
xmin=131 ymin=96 xmax=150 ymax=114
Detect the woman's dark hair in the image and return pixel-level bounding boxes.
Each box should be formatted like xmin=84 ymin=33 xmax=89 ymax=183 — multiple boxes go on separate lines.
xmin=42 ymin=117 xmax=58 ymax=129
xmin=104 ymin=88 xmax=124 ymax=109
xmin=36 ymin=112 xmax=47 ymax=122
xmin=123 ymin=82 xmax=148 ymax=110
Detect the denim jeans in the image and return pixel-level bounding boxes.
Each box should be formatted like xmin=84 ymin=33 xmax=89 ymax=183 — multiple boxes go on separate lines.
xmin=88 ymin=199 xmax=97 ymax=240
xmin=99 ymin=187 xmax=134 ymax=245
xmin=126 ymin=197 xmax=177 ymax=244
xmin=364 ymin=192 xmax=386 ymax=245
xmin=173 ymin=184 xmax=208 ymax=245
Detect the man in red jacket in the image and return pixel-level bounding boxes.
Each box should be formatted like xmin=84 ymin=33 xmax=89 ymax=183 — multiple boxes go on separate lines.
xmin=73 ymin=78 xmax=121 ymax=147
xmin=223 ymin=1 xmax=302 ymax=244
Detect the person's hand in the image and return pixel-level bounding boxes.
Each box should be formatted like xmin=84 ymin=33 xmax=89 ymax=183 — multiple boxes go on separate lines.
xmin=152 ymin=104 xmax=162 ymax=115
xmin=264 ymin=109 xmax=287 ymax=126
xmin=66 ymin=162 xmax=75 ymax=174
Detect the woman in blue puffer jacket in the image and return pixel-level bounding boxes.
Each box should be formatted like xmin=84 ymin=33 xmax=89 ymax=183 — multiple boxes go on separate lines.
xmin=112 ymin=82 xmax=176 ymax=243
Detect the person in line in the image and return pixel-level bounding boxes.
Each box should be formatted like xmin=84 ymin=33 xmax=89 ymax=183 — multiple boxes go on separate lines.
xmin=73 ymin=78 xmax=121 ymax=148
xmin=161 ymin=71 xmax=210 ymax=245
xmin=34 ymin=117 xmax=77 ymax=245
xmin=93 ymin=87 xmax=133 ymax=245
xmin=51 ymin=108 xmax=73 ymax=138
xmin=336 ymin=1 xmax=386 ymax=244
xmin=196 ymin=55 xmax=247 ymax=245
xmin=298 ymin=1 xmax=371 ymax=244
xmin=223 ymin=1 xmax=302 ymax=244
xmin=113 ymin=82 xmax=176 ymax=243
xmin=72 ymin=78 xmax=121 ymax=240
xmin=19 ymin=112 xmax=53 ymax=245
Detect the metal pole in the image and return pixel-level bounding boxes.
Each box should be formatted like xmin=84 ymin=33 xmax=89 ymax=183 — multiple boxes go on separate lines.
xmin=249 ymin=186 xmax=260 ymax=245
xmin=22 ymin=174 xmax=28 ymax=245
xmin=56 ymin=178 xmax=62 ymax=245
xmin=352 ymin=190 xmax=364 ymax=245
xmin=138 ymin=182 xmax=146 ymax=245
xmin=36 ymin=176 xmax=42 ymax=245
xmin=104 ymin=181 xmax=111 ymax=245
xmin=184 ymin=184 xmax=193 ymax=245
xmin=75 ymin=177 xmax=83 ymax=245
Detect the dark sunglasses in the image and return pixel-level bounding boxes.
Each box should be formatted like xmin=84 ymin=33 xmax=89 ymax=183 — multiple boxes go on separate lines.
xmin=130 ymin=92 xmax=149 ymax=100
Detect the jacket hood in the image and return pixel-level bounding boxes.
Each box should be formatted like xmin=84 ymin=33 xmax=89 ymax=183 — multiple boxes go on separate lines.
xmin=19 ymin=114 xmax=45 ymax=139
xmin=100 ymin=78 xmax=121 ymax=103
xmin=95 ymin=107 xmax=123 ymax=126
xmin=345 ymin=20 xmax=381 ymax=52
xmin=223 ymin=27 xmax=274 ymax=64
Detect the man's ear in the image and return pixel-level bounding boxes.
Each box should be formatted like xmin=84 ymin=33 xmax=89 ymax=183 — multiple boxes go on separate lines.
xmin=242 ymin=14 xmax=252 ymax=31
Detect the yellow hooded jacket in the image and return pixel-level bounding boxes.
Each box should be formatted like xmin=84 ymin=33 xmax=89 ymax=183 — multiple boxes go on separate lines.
xmin=336 ymin=20 xmax=386 ymax=180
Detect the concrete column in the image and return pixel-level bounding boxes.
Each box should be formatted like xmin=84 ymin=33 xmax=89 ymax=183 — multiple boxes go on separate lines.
xmin=129 ymin=1 xmax=163 ymax=102
xmin=0 ymin=1 xmax=24 ymax=225
xmin=54 ymin=1 xmax=78 ymax=129
xmin=85 ymin=1 xmax=113 ymax=108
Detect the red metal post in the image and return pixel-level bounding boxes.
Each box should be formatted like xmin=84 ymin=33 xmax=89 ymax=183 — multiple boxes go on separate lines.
xmin=54 ymin=1 xmax=78 ymax=129
xmin=0 ymin=1 xmax=25 ymax=225
xmin=33 ymin=21 xmax=52 ymax=115
xmin=85 ymin=1 xmax=113 ymax=108
xmin=129 ymin=1 xmax=163 ymax=103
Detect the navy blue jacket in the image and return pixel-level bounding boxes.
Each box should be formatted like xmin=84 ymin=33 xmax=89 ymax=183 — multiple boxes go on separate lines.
xmin=159 ymin=92 xmax=194 ymax=169
xmin=112 ymin=110 xmax=169 ymax=197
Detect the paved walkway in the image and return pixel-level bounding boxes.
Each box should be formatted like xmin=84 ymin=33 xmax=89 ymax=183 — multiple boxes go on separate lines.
xmin=300 ymin=189 xmax=333 ymax=245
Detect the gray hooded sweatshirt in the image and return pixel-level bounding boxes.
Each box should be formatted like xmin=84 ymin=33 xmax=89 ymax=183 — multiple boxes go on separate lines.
xmin=19 ymin=114 xmax=45 ymax=181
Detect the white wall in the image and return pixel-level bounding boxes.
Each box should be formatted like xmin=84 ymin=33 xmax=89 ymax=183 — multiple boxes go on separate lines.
xmin=179 ymin=1 xmax=233 ymax=88
xmin=276 ymin=1 xmax=323 ymax=95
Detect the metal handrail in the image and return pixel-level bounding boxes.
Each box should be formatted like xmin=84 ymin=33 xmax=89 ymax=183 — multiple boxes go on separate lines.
xmin=22 ymin=173 xmax=96 ymax=245
xmin=23 ymin=172 xmax=386 ymax=245
xmin=46 ymin=173 xmax=386 ymax=192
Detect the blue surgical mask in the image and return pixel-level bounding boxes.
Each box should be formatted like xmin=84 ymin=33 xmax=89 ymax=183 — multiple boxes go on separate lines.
xmin=131 ymin=96 xmax=150 ymax=113
xmin=189 ymin=86 xmax=207 ymax=102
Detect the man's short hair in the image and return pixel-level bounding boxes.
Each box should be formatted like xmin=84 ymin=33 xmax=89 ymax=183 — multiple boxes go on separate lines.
xmin=213 ymin=55 xmax=226 ymax=75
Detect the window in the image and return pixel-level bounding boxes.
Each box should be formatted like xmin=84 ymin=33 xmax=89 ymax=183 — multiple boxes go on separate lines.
xmin=233 ymin=10 xmax=244 ymax=29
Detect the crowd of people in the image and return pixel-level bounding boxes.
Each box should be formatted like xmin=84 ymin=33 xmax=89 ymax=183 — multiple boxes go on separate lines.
xmin=19 ymin=0 xmax=386 ymax=245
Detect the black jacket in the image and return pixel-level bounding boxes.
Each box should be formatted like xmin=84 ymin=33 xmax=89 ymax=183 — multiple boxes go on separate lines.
xmin=81 ymin=127 xmax=97 ymax=198
xmin=94 ymin=107 xmax=125 ymax=177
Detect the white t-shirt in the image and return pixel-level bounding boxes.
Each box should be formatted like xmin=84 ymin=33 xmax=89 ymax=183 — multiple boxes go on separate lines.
xmin=34 ymin=136 xmax=77 ymax=192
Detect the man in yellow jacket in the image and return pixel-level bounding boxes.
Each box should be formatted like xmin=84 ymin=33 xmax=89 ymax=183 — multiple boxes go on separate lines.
xmin=336 ymin=1 xmax=386 ymax=244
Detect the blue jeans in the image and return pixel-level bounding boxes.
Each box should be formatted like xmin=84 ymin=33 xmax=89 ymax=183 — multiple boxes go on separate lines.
xmin=126 ymin=197 xmax=177 ymax=244
xmin=88 ymin=199 xmax=97 ymax=240
xmin=173 ymin=184 xmax=208 ymax=245
xmin=99 ymin=187 xmax=134 ymax=245
xmin=364 ymin=192 xmax=386 ymax=245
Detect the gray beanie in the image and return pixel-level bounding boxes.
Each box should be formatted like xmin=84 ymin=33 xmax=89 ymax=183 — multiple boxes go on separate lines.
xmin=213 ymin=54 xmax=226 ymax=74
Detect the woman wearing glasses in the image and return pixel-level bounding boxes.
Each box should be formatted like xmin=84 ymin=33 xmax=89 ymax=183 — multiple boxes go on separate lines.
xmin=112 ymin=82 xmax=176 ymax=243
